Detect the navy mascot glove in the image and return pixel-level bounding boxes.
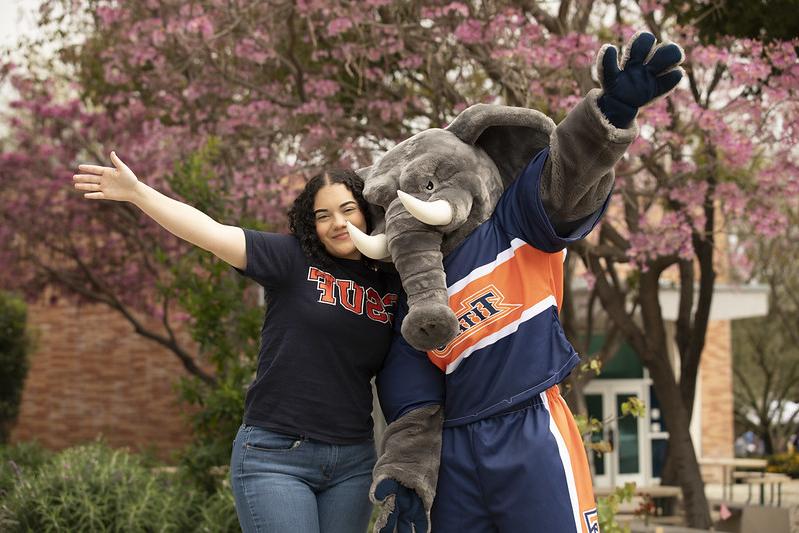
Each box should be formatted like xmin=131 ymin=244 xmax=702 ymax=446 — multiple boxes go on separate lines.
xmin=373 ymin=479 xmax=428 ymax=533
xmin=597 ymin=32 xmax=685 ymax=128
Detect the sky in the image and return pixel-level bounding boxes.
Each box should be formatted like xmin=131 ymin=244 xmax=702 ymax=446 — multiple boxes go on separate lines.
xmin=0 ymin=0 xmax=40 ymax=120
xmin=0 ymin=0 xmax=38 ymax=49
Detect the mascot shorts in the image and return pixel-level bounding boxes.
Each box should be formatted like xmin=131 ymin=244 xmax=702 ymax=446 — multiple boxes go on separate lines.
xmin=431 ymin=385 xmax=598 ymax=533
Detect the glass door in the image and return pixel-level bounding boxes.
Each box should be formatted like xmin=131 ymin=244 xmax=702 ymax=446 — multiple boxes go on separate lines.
xmin=585 ymin=381 xmax=648 ymax=488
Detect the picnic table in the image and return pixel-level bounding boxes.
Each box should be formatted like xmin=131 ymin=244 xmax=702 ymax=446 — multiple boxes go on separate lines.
xmin=737 ymin=472 xmax=791 ymax=505
xmin=698 ymin=457 xmax=767 ymax=501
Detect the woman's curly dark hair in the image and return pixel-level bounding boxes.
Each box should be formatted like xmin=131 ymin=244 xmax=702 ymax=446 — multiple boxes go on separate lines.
xmin=288 ymin=169 xmax=372 ymax=267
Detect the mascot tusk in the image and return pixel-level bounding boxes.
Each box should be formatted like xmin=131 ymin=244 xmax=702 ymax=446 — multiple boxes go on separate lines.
xmin=396 ymin=190 xmax=454 ymax=226
xmin=346 ymin=221 xmax=391 ymax=260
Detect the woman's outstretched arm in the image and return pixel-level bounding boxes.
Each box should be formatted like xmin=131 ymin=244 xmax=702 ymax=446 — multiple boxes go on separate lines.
xmin=73 ymin=151 xmax=246 ymax=269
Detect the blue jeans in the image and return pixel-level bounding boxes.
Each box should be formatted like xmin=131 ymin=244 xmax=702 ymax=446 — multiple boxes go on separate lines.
xmin=230 ymin=424 xmax=376 ymax=533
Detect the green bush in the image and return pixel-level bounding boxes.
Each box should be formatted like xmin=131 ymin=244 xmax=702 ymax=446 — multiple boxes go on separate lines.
xmin=0 ymin=441 xmax=52 ymax=500
xmin=0 ymin=292 xmax=32 ymax=444
xmin=597 ymin=483 xmax=635 ymax=533
xmin=767 ymin=451 xmax=799 ymax=478
xmin=158 ymin=142 xmax=263 ymax=492
xmin=0 ymin=442 xmax=204 ymax=532
xmin=194 ymin=481 xmax=240 ymax=533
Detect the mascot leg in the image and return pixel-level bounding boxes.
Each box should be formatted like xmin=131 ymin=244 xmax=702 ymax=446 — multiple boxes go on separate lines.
xmin=430 ymin=425 xmax=497 ymax=532
xmin=432 ymin=386 xmax=597 ymax=533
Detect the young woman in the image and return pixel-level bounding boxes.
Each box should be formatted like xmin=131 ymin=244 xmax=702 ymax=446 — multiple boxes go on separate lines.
xmin=73 ymin=152 xmax=401 ymax=533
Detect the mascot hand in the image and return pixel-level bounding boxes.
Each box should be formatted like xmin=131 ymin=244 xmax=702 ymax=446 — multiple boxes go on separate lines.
xmin=597 ymin=31 xmax=684 ymax=128
xmin=373 ymin=479 xmax=428 ymax=533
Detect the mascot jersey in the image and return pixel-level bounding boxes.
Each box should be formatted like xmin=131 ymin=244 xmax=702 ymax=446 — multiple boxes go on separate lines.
xmin=378 ymin=146 xmax=608 ymax=425
xmin=377 ymin=147 xmax=605 ymax=533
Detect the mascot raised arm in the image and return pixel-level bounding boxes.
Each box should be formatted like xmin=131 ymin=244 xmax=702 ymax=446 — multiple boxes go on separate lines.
xmin=349 ymin=32 xmax=684 ymax=533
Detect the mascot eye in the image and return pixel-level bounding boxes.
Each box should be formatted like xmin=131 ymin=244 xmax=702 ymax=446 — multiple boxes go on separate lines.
xmin=425 ymin=181 xmax=434 ymax=191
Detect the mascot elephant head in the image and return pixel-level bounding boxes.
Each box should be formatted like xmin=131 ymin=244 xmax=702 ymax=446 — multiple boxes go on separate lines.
xmin=349 ymin=104 xmax=556 ymax=351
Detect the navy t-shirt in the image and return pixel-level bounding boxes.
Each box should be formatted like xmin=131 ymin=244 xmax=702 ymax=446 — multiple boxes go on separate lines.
xmin=235 ymin=229 xmax=400 ymax=444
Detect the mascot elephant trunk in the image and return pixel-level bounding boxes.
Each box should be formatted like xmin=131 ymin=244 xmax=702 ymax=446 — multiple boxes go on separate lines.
xmin=383 ymin=197 xmax=461 ymax=351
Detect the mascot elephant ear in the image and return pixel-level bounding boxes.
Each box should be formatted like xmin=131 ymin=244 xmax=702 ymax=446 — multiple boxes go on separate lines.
xmin=354 ymin=165 xmax=387 ymax=236
xmin=446 ymin=104 xmax=556 ymax=187
xmin=355 ymin=165 xmax=372 ymax=181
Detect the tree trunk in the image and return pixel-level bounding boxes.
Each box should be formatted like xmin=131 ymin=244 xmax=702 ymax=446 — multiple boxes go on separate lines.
xmin=762 ymin=424 xmax=775 ymax=455
xmin=648 ymin=356 xmax=713 ymax=529
xmin=581 ymin=248 xmax=713 ymax=529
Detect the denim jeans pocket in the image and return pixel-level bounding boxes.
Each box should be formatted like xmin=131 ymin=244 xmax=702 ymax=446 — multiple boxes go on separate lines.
xmin=244 ymin=427 xmax=304 ymax=453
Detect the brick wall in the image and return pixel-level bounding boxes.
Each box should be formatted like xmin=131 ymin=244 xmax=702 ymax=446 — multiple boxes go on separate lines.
xmin=10 ymin=300 xmax=197 ymax=460
xmin=699 ymin=319 xmax=735 ymax=482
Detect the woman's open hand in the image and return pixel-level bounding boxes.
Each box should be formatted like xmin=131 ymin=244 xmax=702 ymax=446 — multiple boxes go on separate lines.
xmin=73 ymin=151 xmax=140 ymax=202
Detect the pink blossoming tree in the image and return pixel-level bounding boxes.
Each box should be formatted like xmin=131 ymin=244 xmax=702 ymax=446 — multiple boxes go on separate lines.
xmin=2 ymin=1 xmax=797 ymax=525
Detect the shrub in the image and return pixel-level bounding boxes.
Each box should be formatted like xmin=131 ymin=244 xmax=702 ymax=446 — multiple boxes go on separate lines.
xmin=0 ymin=292 xmax=32 ymax=444
xmin=767 ymin=451 xmax=799 ymax=478
xmin=0 ymin=442 xmax=202 ymax=532
xmin=597 ymin=483 xmax=636 ymax=533
xmin=195 ymin=480 xmax=240 ymax=533
xmin=0 ymin=441 xmax=52 ymax=500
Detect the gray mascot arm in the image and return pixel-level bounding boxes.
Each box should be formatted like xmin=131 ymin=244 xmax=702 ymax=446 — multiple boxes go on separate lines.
xmin=541 ymin=31 xmax=684 ymax=231
xmin=369 ymin=329 xmax=446 ymax=533
xmin=370 ymin=405 xmax=443 ymax=533
xmin=540 ymin=89 xmax=638 ymax=232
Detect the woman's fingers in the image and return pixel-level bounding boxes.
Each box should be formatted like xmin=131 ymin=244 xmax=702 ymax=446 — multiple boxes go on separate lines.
xmin=75 ymin=153 xmax=135 ymax=202
xmin=77 ymin=164 xmax=111 ymax=175
xmin=74 ymin=182 xmax=102 ymax=192
xmin=73 ymin=174 xmax=102 ymax=183
xmin=109 ymin=151 xmax=130 ymax=173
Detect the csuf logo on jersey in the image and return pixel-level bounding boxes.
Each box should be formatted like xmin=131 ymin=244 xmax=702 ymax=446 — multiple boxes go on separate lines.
xmin=307 ymin=267 xmax=397 ymax=324
xmin=430 ymin=284 xmax=521 ymax=361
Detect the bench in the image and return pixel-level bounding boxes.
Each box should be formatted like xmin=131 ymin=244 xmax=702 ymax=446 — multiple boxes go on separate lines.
xmin=740 ymin=473 xmax=790 ymax=505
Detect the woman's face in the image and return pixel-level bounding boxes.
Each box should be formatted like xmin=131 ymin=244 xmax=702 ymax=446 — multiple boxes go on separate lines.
xmin=313 ymin=183 xmax=367 ymax=260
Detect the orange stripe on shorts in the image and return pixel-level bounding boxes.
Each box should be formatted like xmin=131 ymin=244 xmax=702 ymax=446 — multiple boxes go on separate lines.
xmin=546 ymin=385 xmax=599 ymax=533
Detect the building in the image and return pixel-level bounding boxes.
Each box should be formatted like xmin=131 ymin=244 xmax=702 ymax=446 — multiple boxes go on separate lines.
xmin=584 ymin=283 xmax=769 ymax=488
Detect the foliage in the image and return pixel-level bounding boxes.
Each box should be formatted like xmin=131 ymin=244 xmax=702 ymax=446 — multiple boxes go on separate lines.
xmin=577 ymin=397 xmax=647 ymax=455
xmin=194 ymin=480 xmax=240 ymax=533
xmin=1 ymin=1 xmax=798 ymax=528
xmin=666 ymin=0 xmax=799 ymax=43
xmin=161 ymin=142 xmax=264 ymax=491
xmin=0 ymin=293 xmax=31 ymax=444
xmin=732 ymin=311 xmax=799 ymax=454
xmin=767 ymin=451 xmax=799 ymax=478
xmin=634 ymin=494 xmax=656 ymax=526
xmin=0 ymin=442 xmax=203 ymax=532
xmin=733 ymin=207 xmax=799 ymax=454
xmin=597 ymin=482 xmax=635 ymax=533
xmin=0 ymin=441 xmax=242 ymax=532
xmin=0 ymin=441 xmax=52 ymax=500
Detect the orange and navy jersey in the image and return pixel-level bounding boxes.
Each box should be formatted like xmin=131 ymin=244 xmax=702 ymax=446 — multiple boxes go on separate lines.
xmin=377 ymin=148 xmax=610 ymax=427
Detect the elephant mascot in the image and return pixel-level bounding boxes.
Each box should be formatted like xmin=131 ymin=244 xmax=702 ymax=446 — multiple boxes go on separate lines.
xmin=349 ymin=33 xmax=684 ymax=533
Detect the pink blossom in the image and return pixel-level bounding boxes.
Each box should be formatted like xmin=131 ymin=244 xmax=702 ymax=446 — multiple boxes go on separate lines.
xmin=306 ymin=79 xmax=340 ymax=98
xmin=640 ymin=99 xmax=671 ymax=128
xmin=327 ymin=17 xmax=352 ymax=37
xmin=96 ymin=6 xmax=120 ymax=26
xmin=690 ymin=45 xmax=730 ymax=68
xmin=748 ymin=205 xmax=788 ymax=238
xmin=454 ymin=20 xmax=483 ymax=44
xmin=443 ymin=3 xmax=470 ymax=17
